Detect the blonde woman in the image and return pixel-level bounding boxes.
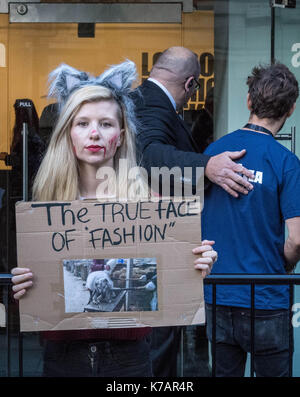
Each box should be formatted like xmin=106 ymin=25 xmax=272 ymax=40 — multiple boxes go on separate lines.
xmin=11 ymin=60 xmax=217 ymax=377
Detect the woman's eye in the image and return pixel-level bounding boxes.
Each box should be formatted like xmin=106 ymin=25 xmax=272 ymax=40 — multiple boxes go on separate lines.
xmin=101 ymin=122 xmax=112 ymax=128
xmin=77 ymin=121 xmax=88 ymax=127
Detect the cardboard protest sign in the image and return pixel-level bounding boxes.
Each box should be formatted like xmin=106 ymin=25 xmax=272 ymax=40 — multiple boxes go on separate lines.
xmin=16 ymin=198 xmax=204 ymax=332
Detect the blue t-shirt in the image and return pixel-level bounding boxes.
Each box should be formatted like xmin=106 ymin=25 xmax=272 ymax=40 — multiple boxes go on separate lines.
xmin=203 ymin=129 xmax=300 ymax=309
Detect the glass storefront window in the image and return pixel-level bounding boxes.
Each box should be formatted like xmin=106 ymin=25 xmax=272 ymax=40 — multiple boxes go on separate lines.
xmin=0 ymin=2 xmax=215 ymax=377
xmin=0 ymin=0 xmax=299 ymax=378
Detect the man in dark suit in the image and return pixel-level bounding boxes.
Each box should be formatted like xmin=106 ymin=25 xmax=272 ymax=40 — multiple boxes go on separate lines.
xmin=133 ymin=46 xmax=254 ymax=377
xmin=134 ymin=46 xmax=254 ymax=198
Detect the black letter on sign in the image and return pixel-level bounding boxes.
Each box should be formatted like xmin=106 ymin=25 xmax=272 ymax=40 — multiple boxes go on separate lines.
xmin=52 ymin=232 xmax=65 ymax=252
xmin=31 ymin=202 xmax=71 ymax=226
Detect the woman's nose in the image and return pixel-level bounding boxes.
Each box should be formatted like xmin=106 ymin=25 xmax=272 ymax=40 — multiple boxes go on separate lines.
xmin=89 ymin=125 xmax=100 ymax=137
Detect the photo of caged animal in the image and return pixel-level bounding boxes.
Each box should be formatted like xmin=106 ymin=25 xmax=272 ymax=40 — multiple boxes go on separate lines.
xmin=86 ymin=259 xmax=117 ymax=305
xmin=63 ymin=257 xmax=158 ymax=313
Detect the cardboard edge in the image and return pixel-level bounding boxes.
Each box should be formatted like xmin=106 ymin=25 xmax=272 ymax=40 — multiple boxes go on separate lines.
xmin=0 ymin=303 xmax=6 ymax=327
xmin=191 ymin=305 xmax=205 ymax=325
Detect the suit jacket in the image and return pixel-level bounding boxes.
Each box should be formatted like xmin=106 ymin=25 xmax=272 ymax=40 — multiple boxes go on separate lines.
xmin=132 ymin=79 xmax=211 ymax=193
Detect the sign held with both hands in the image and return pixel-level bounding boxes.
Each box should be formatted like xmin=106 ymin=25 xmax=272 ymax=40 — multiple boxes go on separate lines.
xmin=16 ymin=198 xmax=204 ymax=332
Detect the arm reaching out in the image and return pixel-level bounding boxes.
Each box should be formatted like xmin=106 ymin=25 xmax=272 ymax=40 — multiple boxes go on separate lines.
xmin=205 ymin=150 xmax=254 ymax=198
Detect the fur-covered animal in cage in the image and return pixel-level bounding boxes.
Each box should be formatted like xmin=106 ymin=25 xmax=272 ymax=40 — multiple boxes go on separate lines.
xmin=86 ymin=259 xmax=117 ymax=306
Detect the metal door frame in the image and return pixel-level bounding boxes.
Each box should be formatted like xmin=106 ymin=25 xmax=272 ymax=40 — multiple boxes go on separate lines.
xmin=1 ymin=0 xmax=196 ymax=22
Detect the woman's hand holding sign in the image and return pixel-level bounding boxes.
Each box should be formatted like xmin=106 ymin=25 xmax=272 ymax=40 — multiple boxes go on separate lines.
xmin=11 ymin=267 xmax=33 ymax=300
xmin=193 ymin=240 xmax=217 ymax=277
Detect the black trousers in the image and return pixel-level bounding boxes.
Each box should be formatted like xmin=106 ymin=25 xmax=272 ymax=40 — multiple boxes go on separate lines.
xmin=150 ymin=326 xmax=181 ymax=377
xmin=43 ymin=337 xmax=152 ymax=377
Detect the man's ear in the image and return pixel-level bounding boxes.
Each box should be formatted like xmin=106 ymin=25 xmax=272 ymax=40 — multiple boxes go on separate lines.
xmin=247 ymin=93 xmax=252 ymax=111
xmin=185 ymin=76 xmax=194 ymax=92
xmin=287 ymin=103 xmax=296 ymax=118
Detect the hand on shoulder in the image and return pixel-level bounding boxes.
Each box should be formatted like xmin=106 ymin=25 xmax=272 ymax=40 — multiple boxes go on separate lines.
xmin=205 ymin=150 xmax=254 ymax=198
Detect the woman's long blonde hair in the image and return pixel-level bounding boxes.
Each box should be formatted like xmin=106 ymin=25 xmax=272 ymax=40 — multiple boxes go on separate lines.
xmin=33 ymin=85 xmax=146 ymax=201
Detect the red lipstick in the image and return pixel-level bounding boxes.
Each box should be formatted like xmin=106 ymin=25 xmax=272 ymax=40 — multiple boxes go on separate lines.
xmin=86 ymin=145 xmax=104 ymax=153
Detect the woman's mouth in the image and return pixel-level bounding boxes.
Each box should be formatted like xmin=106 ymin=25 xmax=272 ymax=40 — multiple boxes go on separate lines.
xmin=86 ymin=145 xmax=105 ymax=153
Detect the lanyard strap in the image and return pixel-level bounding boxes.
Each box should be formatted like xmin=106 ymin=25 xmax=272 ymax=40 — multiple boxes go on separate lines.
xmin=243 ymin=123 xmax=273 ymax=136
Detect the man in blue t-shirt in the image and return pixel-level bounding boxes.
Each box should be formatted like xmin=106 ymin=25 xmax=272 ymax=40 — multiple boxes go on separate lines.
xmin=203 ymin=62 xmax=300 ymax=377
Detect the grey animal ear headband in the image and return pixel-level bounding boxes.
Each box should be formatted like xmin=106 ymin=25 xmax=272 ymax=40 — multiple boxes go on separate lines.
xmin=48 ymin=59 xmax=138 ymax=133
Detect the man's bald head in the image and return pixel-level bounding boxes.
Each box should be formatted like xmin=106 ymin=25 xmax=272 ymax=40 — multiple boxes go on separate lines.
xmin=150 ymin=46 xmax=200 ymax=82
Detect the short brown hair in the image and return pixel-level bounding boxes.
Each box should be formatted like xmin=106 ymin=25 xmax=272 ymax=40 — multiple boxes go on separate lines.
xmin=247 ymin=62 xmax=299 ymax=120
